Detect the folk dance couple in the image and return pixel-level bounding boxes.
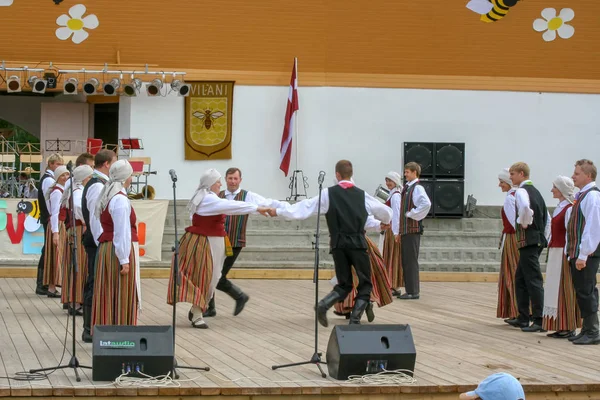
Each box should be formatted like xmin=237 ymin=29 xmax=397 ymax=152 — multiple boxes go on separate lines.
xmin=499 ymin=160 xmax=600 ymax=344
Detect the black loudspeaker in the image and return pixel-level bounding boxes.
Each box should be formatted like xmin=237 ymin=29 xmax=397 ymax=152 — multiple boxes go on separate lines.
xmin=92 ymin=325 xmax=174 ymax=381
xmin=403 ymin=142 xmax=433 ymax=177
xmin=326 ymin=324 xmax=416 ymax=380
xmin=434 ymin=143 xmax=464 ymax=178
xmin=418 ymin=179 xmax=435 ymax=217
xmin=433 ymin=180 xmax=464 ymax=217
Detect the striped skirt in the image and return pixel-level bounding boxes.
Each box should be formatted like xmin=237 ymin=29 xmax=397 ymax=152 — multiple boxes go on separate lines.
xmin=382 ymin=229 xmax=403 ymax=289
xmin=91 ymin=241 xmax=139 ymax=333
xmin=43 ymin=222 xmax=64 ymax=287
xmin=60 ymin=225 xmax=87 ymax=304
xmin=334 ymin=237 xmax=394 ymax=314
xmin=497 ymin=233 xmax=519 ymax=319
xmin=542 ymin=249 xmax=581 ymax=332
xmin=167 ymin=232 xmax=213 ymax=312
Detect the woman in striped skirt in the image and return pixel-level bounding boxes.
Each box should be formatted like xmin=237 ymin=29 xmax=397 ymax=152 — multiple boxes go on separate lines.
xmin=44 ymin=166 xmax=70 ymax=298
xmin=59 ymin=165 xmax=93 ymax=315
xmin=381 ymin=171 xmax=403 ymax=296
xmin=167 ymin=168 xmax=269 ymax=329
xmin=92 ymin=160 xmax=140 ymax=332
xmin=334 ymin=216 xmax=394 ymax=321
xmin=497 ymin=168 xmax=519 ymax=321
xmin=542 ymin=176 xmax=581 ymax=338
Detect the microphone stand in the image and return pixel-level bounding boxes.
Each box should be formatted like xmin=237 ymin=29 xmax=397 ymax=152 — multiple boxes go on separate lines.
xmin=30 ymin=162 xmax=91 ymax=381
xmin=272 ymin=171 xmax=327 ymax=378
xmin=168 ymin=170 xmax=209 ymax=379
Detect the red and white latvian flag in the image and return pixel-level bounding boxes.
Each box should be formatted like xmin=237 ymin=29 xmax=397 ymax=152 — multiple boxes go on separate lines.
xmin=279 ymin=58 xmax=299 ymax=177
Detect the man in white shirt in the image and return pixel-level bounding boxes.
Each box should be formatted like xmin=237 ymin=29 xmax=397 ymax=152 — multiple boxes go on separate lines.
xmin=35 ymin=153 xmax=64 ymax=295
xmin=397 ymin=162 xmax=432 ymax=300
xmin=566 ymin=159 xmax=600 ymax=345
xmin=202 ymin=167 xmax=284 ymax=318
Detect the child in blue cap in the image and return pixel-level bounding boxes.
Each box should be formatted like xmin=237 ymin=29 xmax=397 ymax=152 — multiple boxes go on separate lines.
xmin=460 ymin=372 xmax=525 ymax=400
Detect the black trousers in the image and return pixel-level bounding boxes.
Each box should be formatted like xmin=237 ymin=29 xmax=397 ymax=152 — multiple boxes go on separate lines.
xmin=401 ymin=233 xmax=421 ymax=295
xmin=83 ymin=245 xmax=97 ymax=308
xmin=331 ymin=248 xmax=372 ymax=302
xmin=570 ymin=257 xmax=600 ymax=319
xmin=36 ymin=221 xmax=48 ymax=290
xmin=216 ymin=247 xmax=243 ymax=292
xmin=515 ymin=244 xmax=544 ymax=324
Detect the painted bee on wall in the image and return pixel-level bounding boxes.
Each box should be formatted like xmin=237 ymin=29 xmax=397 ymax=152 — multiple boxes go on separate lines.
xmin=192 ymin=109 xmax=225 ymax=130
xmin=467 ymin=0 xmax=521 ymax=22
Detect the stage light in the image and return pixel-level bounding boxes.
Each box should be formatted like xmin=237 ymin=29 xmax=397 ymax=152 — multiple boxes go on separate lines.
xmin=103 ymin=78 xmax=120 ymax=96
xmin=122 ymin=78 xmax=142 ymax=97
xmin=171 ymin=80 xmax=190 ymax=97
xmin=6 ymin=75 xmax=21 ymax=93
xmin=63 ymin=77 xmax=78 ymax=95
xmin=28 ymin=76 xmax=47 ymax=94
xmin=83 ymin=78 xmax=99 ymax=95
xmin=146 ymin=78 xmax=163 ymax=96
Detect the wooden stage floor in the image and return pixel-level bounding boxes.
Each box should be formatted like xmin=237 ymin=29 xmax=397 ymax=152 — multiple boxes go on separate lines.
xmin=0 ymin=278 xmax=599 ymax=398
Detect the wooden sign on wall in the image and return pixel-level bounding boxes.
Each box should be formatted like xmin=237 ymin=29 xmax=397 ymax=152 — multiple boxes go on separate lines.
xmin=184 ymin=81 xmax=235 ymax=160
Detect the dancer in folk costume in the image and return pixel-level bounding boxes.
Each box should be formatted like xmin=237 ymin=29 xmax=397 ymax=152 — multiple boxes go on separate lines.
xmin=44 ymin=165 xmax=70 ymax=298
xmin=333 ymin=215 xmax=394 ymax=320
xmin=35 ymin=153 xmax=63 ymax=296
xmin=59 ymin=165 xmax=94 ymax=315
xmin=381 ymin=171 xmax=403 ymax=297
xmin=92 ymin=160 xmax=141 ymax=331
xmin=497 ymin=168 xmax=519 ymax=322
xmin=167 ymin=168 xmax=269 ymax=329
xmin=542 ymin=176 xmax=581 ymax=338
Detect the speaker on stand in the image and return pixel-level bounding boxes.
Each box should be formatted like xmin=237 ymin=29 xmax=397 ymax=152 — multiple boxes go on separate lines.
xmin=433 ymin=142 xmax=465 ymax=218
xmin=403 ymin=142 xmax=434 ymax=178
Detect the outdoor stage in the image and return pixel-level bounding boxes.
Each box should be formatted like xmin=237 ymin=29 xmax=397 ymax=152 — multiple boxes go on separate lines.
xmin=0 ymin=278 xmax=599 ymax=399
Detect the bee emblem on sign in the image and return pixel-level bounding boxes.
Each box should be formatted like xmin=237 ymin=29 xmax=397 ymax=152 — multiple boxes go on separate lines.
xmin=467 ymin=0 xmax=520 ymax=22
xmin=192 ymin=109 xmax=225 ymax=131
xmin=16 ymin=200 xmax=41 ymax=232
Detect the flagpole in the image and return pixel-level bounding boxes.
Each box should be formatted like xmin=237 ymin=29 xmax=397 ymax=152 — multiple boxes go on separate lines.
xmin=294 ymin=57 xmax=299 ymax=172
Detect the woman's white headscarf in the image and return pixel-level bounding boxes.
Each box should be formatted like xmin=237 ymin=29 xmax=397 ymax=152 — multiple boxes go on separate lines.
xmin=46 ymin=165 xmax=69 ymax=199
xmin=94 ymin=160 xmax=133 ymax=218
xmin=498 ymin=168 xmax=512 ymax=186
xmin=385 ymin=171 xmax=402 ymax=187
xmin=553 ymin=175 xmax=575 ymax=204
xmin=187 ymin=168 xmax=222 ymax=216
xmin=61 ymin=165 xmax=93 ymax=207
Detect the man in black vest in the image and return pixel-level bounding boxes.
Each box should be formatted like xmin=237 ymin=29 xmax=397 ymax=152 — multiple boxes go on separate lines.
xmin=270 ymin=160 xmax=392 ymax=326
xmin=35 ymin=153 xmax=64 ymax=296
xmin=506 ymin=162 xmax=549 ymax=332
xmin=81 ymin=149 xmax=116 ymax=342
xmin=566 ymin=159 xmax=600 ymax=345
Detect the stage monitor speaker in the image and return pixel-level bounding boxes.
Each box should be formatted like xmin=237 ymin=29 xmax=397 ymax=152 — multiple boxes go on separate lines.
xmin=326 ymin=324 xmax=416 ymax=380
xmin=92 ymin=325 xmax=174 ymax=381
xmin=403 ymin=142 xmax=434 ymax=177
xmin=433 ymin=180 xmax=464 ymax=217
xmin=434 ymin=143 xmax=464 ymax=178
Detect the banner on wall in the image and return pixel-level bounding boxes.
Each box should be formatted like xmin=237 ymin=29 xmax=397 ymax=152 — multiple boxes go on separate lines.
xmin=184 ymin=81 xmax=235 ymax=160
xmin=0 ymin=199 xmax=169 ymax=262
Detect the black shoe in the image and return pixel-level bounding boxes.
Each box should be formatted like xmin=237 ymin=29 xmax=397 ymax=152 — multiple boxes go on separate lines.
xmin=572 ymin=334 xmax=600 ymax=345
xmin=521 ymin=323 xmax=546 ymax=333
xmin=569 ymin=330 xmax=585 ymax=342
xmin=35 ymin=287 xmax=49 ymax=296
xmin=68 ymin=306 xmax=83 ymax=316
xmin=82 ymin=329 xmax=92 ymax=343
xmin=82 ymin=305 xmax=92 ymax=343
xmin=392 ymin=289 xmax=401 ymax=297
xmin=316 ymin=291 xmax=344 ymax=328
xmin=226 ymin=284 xmax=249 ymax=316
xmin=350 ymin=299 xmax=369 ymax=324
xmin=333 ymin=310 xmax=351 ymax=318
xmin=47 ymin=290 xmax=61 ymax=298
xmin=504 ymin=318 xmax=518 ymax=324
xmin=188 ymin=307 xmax=194 ymax=322
xmin=547 ymin=330 xmax=575 ymax=339
xmin=507 ymin=318 xmax=530 ymax=328
xmin=365 ymin=302 xmax=375 ymax=323
xmin=63 ymin=303 xmax=69 ymax=310
xmin=203 ymin=298 xmax=216 ymax=318
xmin=398 ymin=293 xmax=419 ymax=300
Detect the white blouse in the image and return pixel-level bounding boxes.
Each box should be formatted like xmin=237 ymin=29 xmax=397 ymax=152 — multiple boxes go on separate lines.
xmin=107 ymin=190 xmax=133 ymax=265
xmin=193 ymin=192 xmax=259 ymax=219
xmin=49 ymin=184 xmax=64 ymax=233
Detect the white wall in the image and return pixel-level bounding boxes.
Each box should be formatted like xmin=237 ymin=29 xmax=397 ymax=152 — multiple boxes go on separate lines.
xmin=122 ymin=86 xmax=600 ymax=206
xmin=0 ymin=94 xmax=87 ymax=138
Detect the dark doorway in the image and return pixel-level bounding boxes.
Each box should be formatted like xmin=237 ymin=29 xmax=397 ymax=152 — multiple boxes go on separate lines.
xmin=94 ymin=103 xmax=119 ymax=147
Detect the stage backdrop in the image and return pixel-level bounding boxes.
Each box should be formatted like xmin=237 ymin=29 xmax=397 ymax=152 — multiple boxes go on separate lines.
xmin=0 ymin=199 xmax=168 ymax=263
xmin=184 ymin=81 xmax=235 ymax=160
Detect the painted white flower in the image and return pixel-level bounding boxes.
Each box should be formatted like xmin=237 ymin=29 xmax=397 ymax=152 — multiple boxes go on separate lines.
xmin=0 ymin=0 xmax=13 ymax=5
xmin=55 ymin=4 xmax=99 ymax=44
xmin=533 ymin=8 xmax=574 ymax=42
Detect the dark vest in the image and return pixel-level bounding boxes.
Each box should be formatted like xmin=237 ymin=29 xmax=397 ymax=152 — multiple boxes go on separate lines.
xmin=566 ymin=187 xmax=600 ymax=259
xmin=515 ymin=184 xmax=548 ymax=248
xmin=325 ymin=185 xmax=368 ymax=250
xmin=82 ymin=175 xmax=107 ymax=248
xmin=37 ymin=171 xmax=53 ymax=224
xmin=219 ymin=190 xmax=249 ymax=248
